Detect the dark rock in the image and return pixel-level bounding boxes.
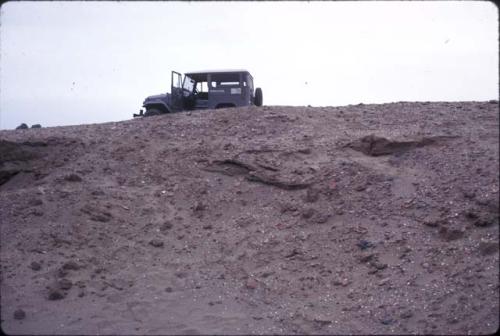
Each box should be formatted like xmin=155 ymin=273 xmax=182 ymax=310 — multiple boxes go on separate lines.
xmin=165 ymin=287 xmax=173 ymax=293
xmin=32 ymin=209 xmax=44 ymax=217
xmin=193 ymin=201 xmax=206 ymax=212
xmin=423 ymin=218 xmax=441 ymax=227
xmin=47 ymin=289 xmax=64 ymax=300
xmin=371 ymin=261 xmax=388 ymax=270
xmin=354 ymin=184 xmax=366 ymax=192
xmin=13 ymin=309 xmax=26 ymax=320
xmin=438 ymin=226 xmax=465 ymax=241
xmin=65 ymin=173 xmax=82 ymax=182
xmin=357 ymin=240 xmax=374 ymax=250
xmin=16 ymin=123 xmax=28 ymax=130
xmin=380 ymin=316 xmax=395 ymax=325
xmin=202 ymin=224 xmax=213 ymax=230
xmin=400 ymin=310 xmax=413 ymax=319
xmin=473 ymin=216 xmax=497 ymax=227
xmin=149 ymin=239 xmax=164 ymax=248
xmin=31 ymin=124 xmax=42 ymax=129
xmin=30 ymin=261 xmax=41 ymax=271
xmin=160 ymin=221 xmax=173 ymax=232
xmin=313 ymin=213 xmax=331 ymax=224
xmin=301 ymin=208 xmax=315 ymax=219
xmin=62 ymin=261 xmax=80 ymax=271
xmin=58 ymin=278 xmax=72 ymax=290
xmin=28 ymin=198 xmax=43 ymax=206
xmin=245 ymin=278 xmax=258 ymax=289
xmin=58 ymin=268 xmax=69 ymax=278
xmin=465 ymin=209 xmax=479 ymax=220
xmin=478 ymin=242 xmax=498 ymax=256
xmin=463 ymin=190 xmax=476 ymax=199
xmin=359 ymin=253 xmax=375 ymax=263
xmin=305 ymin=188 xmax=320 ymax=203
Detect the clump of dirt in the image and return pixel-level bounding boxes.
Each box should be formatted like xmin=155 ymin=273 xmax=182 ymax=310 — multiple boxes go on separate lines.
xmin=347 ymin=134 xmax=455 ymax=156
xmin=0 ymin=101 xmax=498 ymax=335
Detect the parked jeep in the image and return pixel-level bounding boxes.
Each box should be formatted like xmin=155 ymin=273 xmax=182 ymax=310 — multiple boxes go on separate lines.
xmin=135 ymin=69 xmax=263 ymax=117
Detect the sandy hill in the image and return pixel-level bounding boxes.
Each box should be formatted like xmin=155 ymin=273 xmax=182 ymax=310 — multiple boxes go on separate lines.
xmin=1 ymin=101 xmax=499 ymax=335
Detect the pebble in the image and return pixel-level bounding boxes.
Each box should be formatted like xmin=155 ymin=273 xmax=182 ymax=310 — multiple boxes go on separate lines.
xmin=245 ymin=278 xmax=258 ymax=289
xmin=478 ymin=241 xmax=498 ymax=256
xmin=160 ymin=221 xmax=173 ymax=232
xmin=400 ymin=310 xmax=413 ymax=319
xmin=59 ymin=278 xmax=72 ymax=290
xmin=13 ymin=309 xmax=26 ymax=320
xmin=64 ymin=173 xmax=82 ymax=182
xmin=149 ymin=239 xmax=164 ymax=248
xmin=48 ymin=289 xmax=64 ymax=301
xmin=62 ymin=261 xmax=80 ymax=271
xmin=357 ymin=240 xmax=374 ymax=250
xmin=380 ymin=316 xmax=394 ymax=325
xmin=30 ymin=261 xmax=41 ymax=271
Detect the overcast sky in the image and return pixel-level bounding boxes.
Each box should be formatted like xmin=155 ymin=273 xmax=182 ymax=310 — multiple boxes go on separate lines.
xmin=0 ymin=1 xmax=498 ymax=129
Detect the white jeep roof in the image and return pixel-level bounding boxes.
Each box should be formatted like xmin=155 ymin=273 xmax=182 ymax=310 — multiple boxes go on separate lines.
xmin=185 ymin=69 xmax=250 ymax=75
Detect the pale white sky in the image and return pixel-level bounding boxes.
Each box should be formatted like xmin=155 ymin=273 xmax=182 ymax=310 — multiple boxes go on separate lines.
xmin=0 ymin=1 xmax=498 ymax=129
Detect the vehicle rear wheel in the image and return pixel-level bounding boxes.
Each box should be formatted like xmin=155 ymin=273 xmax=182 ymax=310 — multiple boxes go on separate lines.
xmin=254 ymin=88 xmax=263 ymax=106
xmin=144 ymin=108 xmax=162 ymax=117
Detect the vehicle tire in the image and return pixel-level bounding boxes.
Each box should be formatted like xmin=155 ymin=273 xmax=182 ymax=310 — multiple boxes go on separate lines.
xmin=254 ymin=88 xmax=263 ymax=107
xmin=144 ymin=108 xmax=162 ymax=117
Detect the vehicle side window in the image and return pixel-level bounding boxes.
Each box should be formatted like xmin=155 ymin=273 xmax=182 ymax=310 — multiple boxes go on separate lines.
xmin=211 ymin=73 xmax=241 ymax=87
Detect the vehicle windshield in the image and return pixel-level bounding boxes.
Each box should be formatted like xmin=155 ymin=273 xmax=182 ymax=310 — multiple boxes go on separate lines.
xmin=182 ymin=75 xmax=196 ymax=93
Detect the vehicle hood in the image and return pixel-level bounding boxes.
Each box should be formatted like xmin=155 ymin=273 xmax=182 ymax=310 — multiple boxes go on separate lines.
xmin=144 ymin=93 xmax=167 ymax=101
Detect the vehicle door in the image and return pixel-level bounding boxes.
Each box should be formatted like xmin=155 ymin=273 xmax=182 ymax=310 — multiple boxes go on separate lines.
xmin=171 ymin=71 xmax=184 ymax=111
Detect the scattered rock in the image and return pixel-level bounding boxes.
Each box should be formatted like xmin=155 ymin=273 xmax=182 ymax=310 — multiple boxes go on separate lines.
xmin=400 ymin=310 xmax=413 ymax=319
xmin=371 ymin=261 xmax=388 ymax=270
xmin=473 ymin=216 xmax=497 ymax=228
xmin=313 ymin=212 xmax=330 ymax=224
xmin=58 ymin=278 xmax=73 ymax=290
xmin=149 ymin=239 xmax=164 ymax=248
xmin=160 ymin=221 xmax=173 ymax=232
xmin=62 ymin=261 xmax=80 ymax=271
xmin=301 ymin=208 xmax=315 ymax=219
xmin=28 ymin=198 xmax=43 ymax=206
xmin=30 ymin=261 xmax=41 ymax=271
xmin=305 ymin=187 xmax=320 ymax=203
xmin=13 ymin=309 xmax=26 ymax=320
xmin=478 ymin=241 xmax=498 ymax=256
xmin=357 ymin=240 xmax=374 ymax=250
xmin=380 ymin=316 xmax=395 ymax=325
xmin=358 ymin=253 xmax=375 ymax=263
xmin=65 ymin=173 xmax=82 ymax=182
xmin=354 ymin=184 xmax=366 ymax=192
xmin=438 ymin=226 xmax=465 ymax=241
xmin=47 ymin=289 xmax=64 ymax=300
xmin=423 ymin=214 xmax=443 ymax=227
xmin=245 ymin=278 xmax=258 ymax=289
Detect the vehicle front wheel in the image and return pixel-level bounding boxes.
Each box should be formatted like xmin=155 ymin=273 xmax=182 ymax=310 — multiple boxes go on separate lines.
xmin=254 ymin=88 xmax=263 ymax=107
xmin=144 ymin=108 xmax=162 ymax=117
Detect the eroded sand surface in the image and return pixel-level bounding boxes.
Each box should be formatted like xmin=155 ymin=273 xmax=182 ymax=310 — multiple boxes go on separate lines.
xmin=1 ymin=101 xmax=498 ymax=335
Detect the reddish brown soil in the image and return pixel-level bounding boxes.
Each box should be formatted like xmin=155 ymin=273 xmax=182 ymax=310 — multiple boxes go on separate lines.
xmin=1 ymin=101 xmax=498 ymax=335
